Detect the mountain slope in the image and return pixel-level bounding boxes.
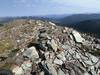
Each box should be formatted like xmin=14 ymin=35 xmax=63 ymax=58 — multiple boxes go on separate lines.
xmin=59 ymin=14 xmax=100 ymax=25
xmin=0 ymin=20 xmax=100 ymax=75
xmin=72 ymin=19 xmax=100 ymax=37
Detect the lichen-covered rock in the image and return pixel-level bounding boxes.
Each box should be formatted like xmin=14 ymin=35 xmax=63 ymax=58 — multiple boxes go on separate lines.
xmin=23 ymin=46 xmax=39 ymax=62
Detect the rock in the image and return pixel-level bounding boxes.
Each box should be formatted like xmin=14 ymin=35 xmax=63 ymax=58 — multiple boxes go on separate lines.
xmin=65 ymin=27 xmax=68 ymax=31
xmin=75 ymin=53 xmax=81 ymax=59
xmin=89 ymin=54 xmax=98 ymax=63
xmin=71 ymin=30 xmax=85 ymax=43
xmin=82 ymin=40 xmax=91 ymax=47
xmin=63 ymin=27 xmax=68 ymax=33
xmin=54 ymin=58 xmax=63 ymax=65
xmin=39 ymin=61 xmax=57 ymax=75
xmin=70 ymin=34 xmax=74 ymax=40
xmin=20 ymin=49 xmax=25 ymax=53
xmin=47 ymin=39 xmax=58 ymax=52
xmin=62 ymin=45 xmax=71 ymax=50
xmin=39 ymin=33 xmax=51 ymax=40
xmin=89 ymin=66 xmax=97 ymax=75
xmin=39 ymin=71 xmax=45 ymax=75
xmin=84 ymin=60 xmax=93 ymax=65
xmin=57 ymin=52 xmax=66 ymax=61
xmin=39 ymin=33 xmax=48 ymax=38
xmin=39 ymin=62 xmax=51 ymax=75
xmin=36 ymin=20 xmax=43 ymax=26
xmin=46 ymin=62 xmax=57 ymax=75
xmin=95 ymin=44 xmax=100 ymax=49
xmin=23 ymin=46 xmax=39 ymax=62
xmin=58 ymin=68 xmax=65 ymax=75
xmin=51 ymin=26 xmax=55 ymax=29
xmin=39 ymin=28 xmax=47 ymax=33
xmin=12 ymin=65 xmax=24 ymax=75
xmin=84 ymin=72 xmax=90 ymax=75
xmin=44 ymin=51 xmax=50 ymax=60
xmin=49 ymin=22 xmax=56 ymax=26
xmin=21 ymin=60 xmax=32 ymax=70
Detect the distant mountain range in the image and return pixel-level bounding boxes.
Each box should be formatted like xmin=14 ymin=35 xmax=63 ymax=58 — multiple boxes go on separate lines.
xmin=57 ymin=14 xmax=100 ymax=37
xmin=71 ymin=19 xmax=100 ymax=37
xmin=0 ymin=14 xmax=70 ymax=24
xmin=57 ymin=14 xmax=100 ymax=25
xmin=0 ymin=16 xmax=46 ymax=23
xmin=1 ymin=13 xmax=100 ymax=24
xmin=1 ymin=13 xmax=100 ymax=37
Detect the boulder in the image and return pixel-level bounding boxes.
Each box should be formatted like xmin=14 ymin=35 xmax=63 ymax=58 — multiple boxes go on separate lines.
xmin=84 ymin=72 xmax=90 ymax=75
xmin=84 ymin=60 xmax=93 ymax=65
xmin=57 ymin=52 xmax=66 ymax=61
xmin=39 ymin=33 xmax=51 ymax=40
xmin=47 ymin=39 xmax=58 ymax=52
xmin=46 ymin=62 xmax=57 ymax=75
xmin=71 ymin=30 xmax=85 ymax=43
xmin=89 ymin=54 xmax=98 ymax=63
xmin=95 ymin=44 xmax=100 ymax=49
xmin=63 ymin=27 xmax=68 ymax=33
xmin=54 ymin=58 xmax=63 ymax=65
xmin=21 ymin=60 xmax=32 ymax=70
xmin=58 ymin=68 xmax=65 ymax=75
xmin=49 ymin=22 xmax=56 ymax=26
xmin=23 ymin=46 xmax=39 ymax=62
xmin=39 ymin=33 xmax=48 ymax=38
xmin=12 ymin=65 xmax=24 ymax=75
xmin=39 ymin=28 xmax=47 ymax=33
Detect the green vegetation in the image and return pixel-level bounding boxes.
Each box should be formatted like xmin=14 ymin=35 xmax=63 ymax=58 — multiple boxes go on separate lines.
xmin=0 ymin=39 xmax=13 ymax=54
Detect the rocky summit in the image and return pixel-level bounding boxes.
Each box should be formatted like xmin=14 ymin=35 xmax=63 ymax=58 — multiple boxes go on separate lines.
xmin=0 ymin=19 xmax=100 ymax=75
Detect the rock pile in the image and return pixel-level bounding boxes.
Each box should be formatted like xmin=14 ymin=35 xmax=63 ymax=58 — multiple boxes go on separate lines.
xmin=0 ymin=20 xmax=100 ymax=75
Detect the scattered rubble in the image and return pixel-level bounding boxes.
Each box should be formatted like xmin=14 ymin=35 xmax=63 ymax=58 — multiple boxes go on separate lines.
xmin=0 ymin=20 xmax=100 ymax=75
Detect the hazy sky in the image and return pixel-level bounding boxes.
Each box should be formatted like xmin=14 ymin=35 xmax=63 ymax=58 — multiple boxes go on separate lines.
xmin=0 ymin=0 xmax=100 ymax=17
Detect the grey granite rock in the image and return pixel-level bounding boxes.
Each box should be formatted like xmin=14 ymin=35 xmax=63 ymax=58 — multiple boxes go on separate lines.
xmin=23 ymin=46 xmax=39 ymax=62
xmin=47 ymin=39 xmax=58 ymax=52
xmin=71 ymin=30 xmax=85 ymax=43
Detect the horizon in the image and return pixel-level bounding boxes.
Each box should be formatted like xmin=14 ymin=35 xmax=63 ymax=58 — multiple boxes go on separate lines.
xmin=0 ymin=0 xmax=100 ymax=17
xmin=1 ymin=13 xmax=100 ymax=18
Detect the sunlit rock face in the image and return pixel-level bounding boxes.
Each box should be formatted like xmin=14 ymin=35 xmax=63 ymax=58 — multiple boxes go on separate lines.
xmin=0 ymin=20 xmax=100 ymax=75
xmin=71 ymin=30 xmax=85 ymax=43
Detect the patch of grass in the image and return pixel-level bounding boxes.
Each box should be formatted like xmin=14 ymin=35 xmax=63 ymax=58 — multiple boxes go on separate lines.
xmin=8 ymin=49 xmax=19 ymax=57
xmin=0 ymin=39 xmax=13 ymax=54
xmin=1 ymin=63 xmax=12 ymax=69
